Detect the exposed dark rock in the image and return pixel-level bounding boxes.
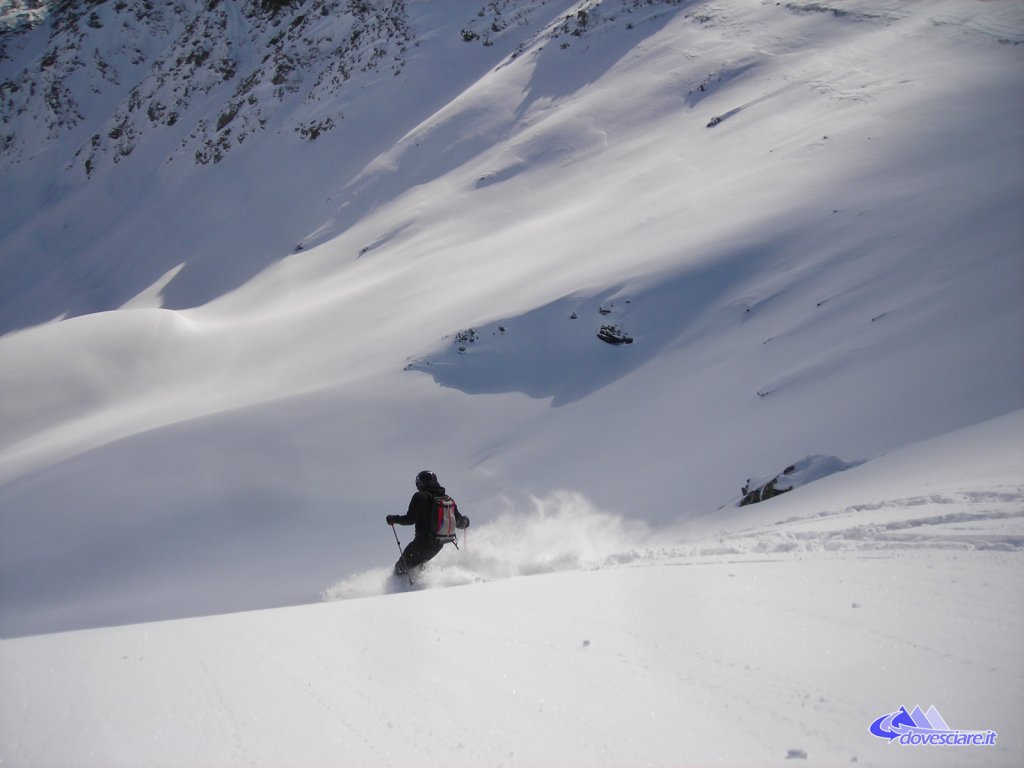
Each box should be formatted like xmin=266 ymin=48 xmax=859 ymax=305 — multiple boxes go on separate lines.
xmin=597 ymin=324 xmax=633 ymax=345
xmin=738 ymin=456 xmax=863 ymax=506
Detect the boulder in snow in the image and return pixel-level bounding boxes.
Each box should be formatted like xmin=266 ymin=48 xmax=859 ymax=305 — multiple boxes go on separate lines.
xmin=739 ymin=455 xmax=862 ymax=506
xmin=597 ymin=324 xmax=633 ymax=345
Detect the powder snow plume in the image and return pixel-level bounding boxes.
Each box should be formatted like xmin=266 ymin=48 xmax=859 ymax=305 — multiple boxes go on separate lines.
xmin=321 ymin=491 xmax=654 ymax=600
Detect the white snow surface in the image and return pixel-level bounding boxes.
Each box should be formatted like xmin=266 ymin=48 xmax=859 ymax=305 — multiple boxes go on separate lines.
xmin=3 ymin=413 xmax=1023 ymax=766
xmin=1 ymin=0 xmax=1023 ymax=764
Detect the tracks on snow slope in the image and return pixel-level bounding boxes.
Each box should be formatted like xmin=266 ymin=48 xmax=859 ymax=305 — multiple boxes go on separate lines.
xmin=325 ymin=485 xmax=1024 ymax=603
xmin=671 ymin=489 xmax=1024 ymax=561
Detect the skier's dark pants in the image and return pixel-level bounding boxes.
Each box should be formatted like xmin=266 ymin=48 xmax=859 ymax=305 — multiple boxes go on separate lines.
xmin=395 ymin=537 xmax=443 ymax=575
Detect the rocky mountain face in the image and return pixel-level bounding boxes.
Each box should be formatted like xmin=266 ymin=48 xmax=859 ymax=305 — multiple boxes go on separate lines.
xmin=1 ymin=0 xmax=416 ymax=175
xmin=0 ymin=0 xmax=48 ymax=33
xmin=2 ymin=0 xmax=679 ymax=178
xmin=0 ymin=0 xmax=687 ymax=332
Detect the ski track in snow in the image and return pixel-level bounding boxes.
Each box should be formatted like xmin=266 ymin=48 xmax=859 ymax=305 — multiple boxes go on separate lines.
xmin=3 ymin=410 xmax=1023 ymax=766
xmin=694 ymin=491 xmax=1024 ymax=556
xmin=4 ymin=487 xmax=1022 ymax=767
xmin=297 ymin=470 xmax=1024 ymax=767
xmin=323 ymin=484 xmax=1024 ymax=603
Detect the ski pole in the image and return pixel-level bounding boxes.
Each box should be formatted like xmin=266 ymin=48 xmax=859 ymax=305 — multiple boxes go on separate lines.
xmin=391 ymin=524 xmax=414 ymax=586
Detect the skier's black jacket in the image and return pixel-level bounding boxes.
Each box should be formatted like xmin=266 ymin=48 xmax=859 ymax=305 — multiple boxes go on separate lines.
xmin=390 ymin=480 xmax=468 ymax=541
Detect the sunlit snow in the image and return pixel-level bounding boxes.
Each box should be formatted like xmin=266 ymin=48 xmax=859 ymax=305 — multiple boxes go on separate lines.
xmin=1 ymin=0 xmax=1022 ymax=765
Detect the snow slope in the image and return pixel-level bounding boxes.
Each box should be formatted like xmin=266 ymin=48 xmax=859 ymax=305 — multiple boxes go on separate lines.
xmin=1 ymin=0 xmax=1021 ymax=641
xmin=2 ymin=411 xmax=1022 ymax=767
xmin=1 ymin=7 xmax=1023 ymax=765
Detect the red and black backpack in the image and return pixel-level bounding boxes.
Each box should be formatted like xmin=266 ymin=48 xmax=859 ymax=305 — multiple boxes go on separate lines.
xmin=431 ymin=494 xmax=459 ymax=544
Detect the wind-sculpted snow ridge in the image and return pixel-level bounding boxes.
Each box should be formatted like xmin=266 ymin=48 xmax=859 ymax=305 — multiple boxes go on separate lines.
xmin=322 ymin=490 xmax=656 ymax=601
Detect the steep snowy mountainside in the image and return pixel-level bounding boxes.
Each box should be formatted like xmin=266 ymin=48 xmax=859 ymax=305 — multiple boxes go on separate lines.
xmin=0 ymin=0 xmax=704 ymax=332
xmin=0 ymin=0 xmax=1022 ymax=639
xmin=1 ymin=0 xmax=494 ymax=330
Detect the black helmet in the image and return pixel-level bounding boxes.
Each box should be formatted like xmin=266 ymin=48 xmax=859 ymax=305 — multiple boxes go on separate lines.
xmin=415 ymin=470 xmax=438 ymax=490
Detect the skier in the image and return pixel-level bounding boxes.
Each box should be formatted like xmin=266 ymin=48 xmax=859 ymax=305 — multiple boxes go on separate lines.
xmin=386 ymin=471 xmax=469 ymax=576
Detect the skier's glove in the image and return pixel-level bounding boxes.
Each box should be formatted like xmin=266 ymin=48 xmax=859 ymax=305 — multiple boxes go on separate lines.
xmin=386 ymin=515 xmax=399 ymax=525
xmin=456 ymin=515 xmax=470 ymax=529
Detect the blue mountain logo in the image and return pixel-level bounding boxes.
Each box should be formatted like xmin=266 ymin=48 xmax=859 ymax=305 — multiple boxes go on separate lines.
xmin=870 ymin=706 xmax=996 ymax=747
